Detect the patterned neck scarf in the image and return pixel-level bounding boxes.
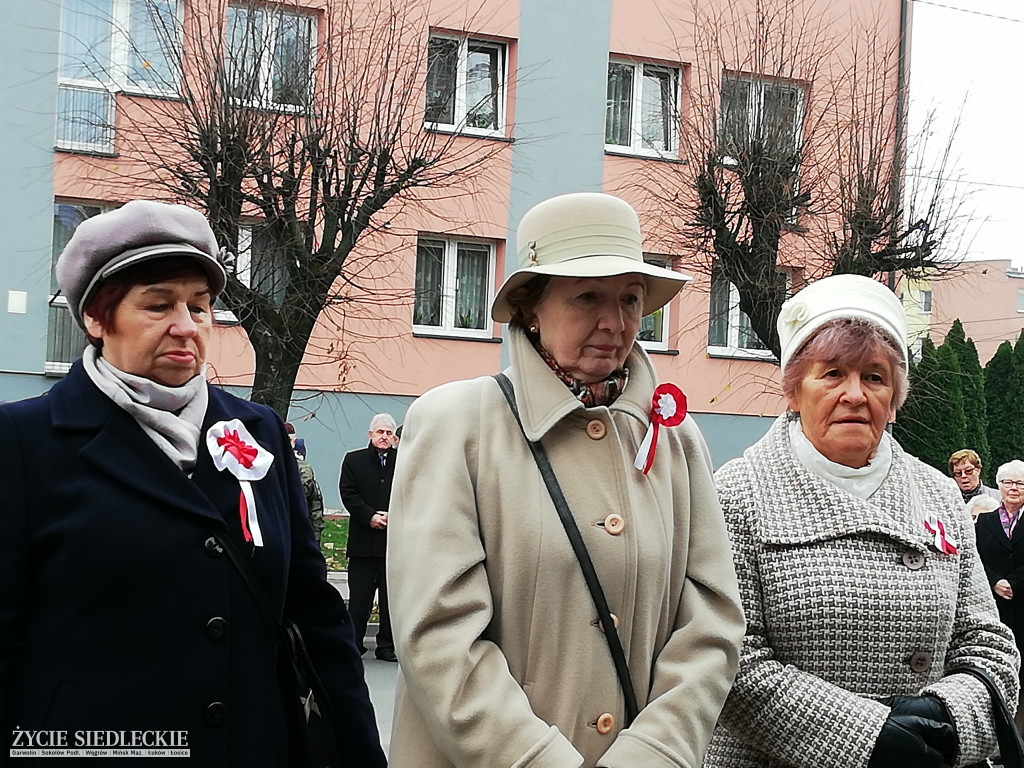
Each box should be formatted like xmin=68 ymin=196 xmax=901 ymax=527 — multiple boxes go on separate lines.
xmin=998 ymin=504 xmax=1021 ymax=538
xmin=532 ymin=340 xmax=629 ymax=407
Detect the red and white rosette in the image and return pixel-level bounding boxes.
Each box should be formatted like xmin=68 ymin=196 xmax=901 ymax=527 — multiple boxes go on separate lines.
xmin=633 ymin=383 xmax=688 ymax=475
xmin=206 ymin=419 xmax=275 ymax=548
xmin=924 ymin=513 xmax=958 ymax=555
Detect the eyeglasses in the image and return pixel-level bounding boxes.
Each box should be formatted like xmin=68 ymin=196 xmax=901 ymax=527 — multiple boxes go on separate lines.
xmin=952 ymin=467 xmax=979 ymax=477
xmin=1000 ymin=479 xmax=1024 ymax=489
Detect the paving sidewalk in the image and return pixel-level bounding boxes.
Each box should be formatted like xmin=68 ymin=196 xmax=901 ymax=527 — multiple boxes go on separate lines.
xmin=327 ymin=570 xmax=396 ymax=756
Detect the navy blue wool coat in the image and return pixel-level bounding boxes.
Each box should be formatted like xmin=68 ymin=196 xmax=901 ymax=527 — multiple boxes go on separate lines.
xmin=0 ymin=362 xmax=386 ymax=767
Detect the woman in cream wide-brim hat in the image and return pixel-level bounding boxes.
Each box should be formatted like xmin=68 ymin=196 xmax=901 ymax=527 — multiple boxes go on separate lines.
xmin=386 ymin=192 xmax=745 ymax=768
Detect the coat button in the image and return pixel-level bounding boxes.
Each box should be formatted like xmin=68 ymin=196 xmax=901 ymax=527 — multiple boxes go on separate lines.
xmin=603 ymin=513 xmax=625 ymax=535
xmin=594 ymin=613 xmax=620 ymax=633
xmin=586 ymin=420 xmax=607 ymax=440
xmin=909 ymin=652 xmax=933 ymax=673
xmin=206 ymin=617 xmax=227 ymax=641
xmin=902 ymin=551 xmax=926 ymax=570
xmin=596 ymin=713 xmax=614 ymax=735
xmin=205 ymin=702 xmax=226 ymax=725
xmin=204 ymin=536 xmax=224 ymax=558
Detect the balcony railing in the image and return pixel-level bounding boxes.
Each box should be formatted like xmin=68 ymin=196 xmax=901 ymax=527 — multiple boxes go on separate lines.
xmin=56 ymin=84 xmax=115 ymax=154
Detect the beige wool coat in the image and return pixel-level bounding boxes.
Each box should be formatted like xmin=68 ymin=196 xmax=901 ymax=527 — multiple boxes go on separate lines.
xmin=387 ymin=328 xmax=744 ymax=768
xmin=704 ymin=413 xmax=1020 ymax=768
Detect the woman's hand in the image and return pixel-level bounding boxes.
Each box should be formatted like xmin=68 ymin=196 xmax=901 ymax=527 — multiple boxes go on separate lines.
xmin=994 ymin=579 xmax=1014 ymax=600
xmin=868 ymin=713 xmax=957 ymax=768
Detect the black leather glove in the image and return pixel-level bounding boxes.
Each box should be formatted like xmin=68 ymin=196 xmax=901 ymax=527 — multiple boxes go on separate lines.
xmin=868 ymin=713 xmax=958 ymax=768
xmin=880 ymin=694 xmax=954 ymax=726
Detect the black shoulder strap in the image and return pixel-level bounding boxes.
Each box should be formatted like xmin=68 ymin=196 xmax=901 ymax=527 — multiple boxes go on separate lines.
xmin=950 ymin=665 xmax=1024 ymax=768
xmin=493 ymin=373 xmax=640 ymax=725
xmin=211 ymin=531 xmax=283 ymax=638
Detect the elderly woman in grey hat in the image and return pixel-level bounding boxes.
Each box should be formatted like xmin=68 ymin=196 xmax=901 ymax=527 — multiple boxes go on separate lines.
xmin=0 ymin=200 xmax=385 ymax=766
xmin=703 ymin=275 xmax=1019 ymax=768
xmin=386 ymin=192 xmax=744 ymax=768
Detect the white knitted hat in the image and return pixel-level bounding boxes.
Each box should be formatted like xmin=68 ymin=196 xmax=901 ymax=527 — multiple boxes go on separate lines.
xmin=777 ymin=274 xmax=909 ymax=371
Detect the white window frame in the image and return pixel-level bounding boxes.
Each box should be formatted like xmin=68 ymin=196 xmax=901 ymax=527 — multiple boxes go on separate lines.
xmin=1018 ymin=287 xmax=1024 ymax=314
xmin=636 ymin=255 xmax=673 ymax=350
xmin=424 ymin=33 xmax=507 ymax=137
xmin=225 ymin=3 xmax=317 ymax=112
xmin=707 ymin=270 xmax=784 ymax=361
xmin=57 ymin=0 xmax=182 ymax=153
xmin=47 ymin=201 xmax=110 ymax=374
xmin=918 ymin=289 xmax=933 ymax=314
xmin=719 ymin=73 xmax=805 ymax=168
xmin=605 ymin=59 xmax=680 ymax=159
xmin=412 ymin=235 xmax=496 ymax=339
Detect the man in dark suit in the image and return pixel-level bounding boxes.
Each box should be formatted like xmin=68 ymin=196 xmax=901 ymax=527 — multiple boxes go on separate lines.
xmin=339 ymin=413 xmax=398 ymax=661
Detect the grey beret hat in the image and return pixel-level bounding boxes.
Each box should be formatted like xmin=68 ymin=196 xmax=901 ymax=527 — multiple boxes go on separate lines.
xmin=55 ymin=200 xmax=228 ymax=329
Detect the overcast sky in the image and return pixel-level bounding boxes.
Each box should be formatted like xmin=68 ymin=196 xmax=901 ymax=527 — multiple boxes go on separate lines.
xmin=908 ymin=0 xmax=1024 ymax=267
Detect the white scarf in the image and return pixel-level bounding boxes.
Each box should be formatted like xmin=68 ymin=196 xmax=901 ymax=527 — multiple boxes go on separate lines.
xmin=83 ymin=345 xmax=209 ymax=473
xmin=788 ymin=416 xmax=893 ymax=500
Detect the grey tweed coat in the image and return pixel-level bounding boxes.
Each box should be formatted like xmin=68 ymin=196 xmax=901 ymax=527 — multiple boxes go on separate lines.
xmin=703 ymin=413 xmax=1020 ymax=768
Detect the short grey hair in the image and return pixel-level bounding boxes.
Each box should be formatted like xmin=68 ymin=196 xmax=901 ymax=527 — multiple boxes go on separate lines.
xmin=995 ymin=460 xmax=1024 ymax=484
xmin=368 ymin=413 xmax=396 ymax=432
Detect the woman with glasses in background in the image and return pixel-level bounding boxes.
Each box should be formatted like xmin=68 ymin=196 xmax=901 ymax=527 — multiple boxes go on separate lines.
xmin=975 ymin=459 xmax=1024 ymax=731
xmin=949 ymin=450 xmax=1001 ymax=522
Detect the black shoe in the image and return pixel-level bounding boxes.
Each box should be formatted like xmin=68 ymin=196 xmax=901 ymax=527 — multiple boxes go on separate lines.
xmin=375 ymin=648 xmax=398 ymax=662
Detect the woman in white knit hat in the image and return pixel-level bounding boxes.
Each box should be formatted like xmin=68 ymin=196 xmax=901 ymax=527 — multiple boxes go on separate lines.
xmin=704 ymin=274 xmax=1019 ymax=768
xmin=386 ymin=192 xmax=744 ymax=768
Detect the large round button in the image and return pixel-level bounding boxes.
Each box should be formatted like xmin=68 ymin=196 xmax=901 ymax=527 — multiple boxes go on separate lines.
xmin=603 ymin=513 xmax=625 ymax=535
xmin=909 ymin=652 xmax=933 ymax=673
xmin=595 ymin=713 xmax=614 ymax=735
xmin=206 ymin=617 xmax=227 ymax=641
xmin=204 ymin=536 xmax=224 ymax=558
xmin=595 ymin=613 xmax=619 ymax=633
xmin=205 ymin=702 xmax=226 ymax=725
xmin=586 ymin=420 xmax=607 ymax=440
xmin=902 ymin=551 xmax=926 ymax=570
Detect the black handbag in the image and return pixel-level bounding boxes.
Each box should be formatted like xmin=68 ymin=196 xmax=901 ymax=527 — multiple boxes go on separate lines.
xmin=213 ymin=531 xmax=341 ymax=768
xmin=494 ymin=373 xmax=641 ymax=725
xmin=951 ymin=665 xmax=1024 ymax=768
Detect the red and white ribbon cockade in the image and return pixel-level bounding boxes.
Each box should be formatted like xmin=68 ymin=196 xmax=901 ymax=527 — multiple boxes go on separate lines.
xmin=924 ymin=513 xmax=958 ymax=555
xmin=633 ymin=383 xmax=688 ymax=475
xmin=206 ymin=419 xmax=275 ymax=548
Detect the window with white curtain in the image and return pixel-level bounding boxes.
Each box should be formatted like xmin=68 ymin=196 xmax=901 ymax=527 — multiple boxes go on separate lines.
xmin=719 ymin=73 xmax=804 ymax=165
xmin=413 ymin=236 xmax=495 ymax=338
xmin=48 ymin=202 xmax=103 ymax=372
xmin=425 ymin=34 xmax=506 ymax=134
xmin=707 ymin=267 xmax=774 ymax=358
xmin=58 ymin=0 xmax=180 ymax=152
xmin=636 ymin=255 xmax=673 ymax=350
xmin=236 ymin=224 xmax=290 ymax=305
xmin=226 ymin=4 xmax=316 ymax=110
xmin=605 ymin=60 xmax=679 ymax=157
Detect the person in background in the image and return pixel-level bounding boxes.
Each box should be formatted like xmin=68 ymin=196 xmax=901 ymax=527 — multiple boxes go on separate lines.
xmin=704 ymin=274 xmax=1019 ymax=768
xmin=294 ymin=438 xmax=325 ymax=545
xmin=387 ymin=192 xmax=744 ymax=768
xmin=392 ymin=424 xmax=402 ymax=449
xmin=339 ymin=413 xmax=398 ymax=662
xmin=0 ymin=200 xmax=385 ymax=766
xmin=950 ymin=449 xmax=1001 ymax=505
xmin=974 ymin=458 xmax=1024 ymax=733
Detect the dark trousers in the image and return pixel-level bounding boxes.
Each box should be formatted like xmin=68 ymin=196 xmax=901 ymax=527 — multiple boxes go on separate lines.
xmin=347 ymin=555 xmax=393 ymax=654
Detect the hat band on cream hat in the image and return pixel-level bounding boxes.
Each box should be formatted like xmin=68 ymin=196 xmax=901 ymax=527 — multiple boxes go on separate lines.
xmin=777 ymin=274 xmax=909 ymax=371
xmin=491 ymin=192 xmax=690 ymax=323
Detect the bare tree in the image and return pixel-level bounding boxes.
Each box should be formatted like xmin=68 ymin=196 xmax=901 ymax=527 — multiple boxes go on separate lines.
xmin=60 ymin=0 xmax=508 ymax=416
xmin=636 ymin=0 xmax=971 ymax=358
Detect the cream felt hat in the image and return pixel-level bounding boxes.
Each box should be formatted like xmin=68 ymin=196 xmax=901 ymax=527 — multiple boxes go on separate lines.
xmin=777 ymin=274 xmax=909 ymax=371
xmin=490 ymin=192 xmax=691 ymax=323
